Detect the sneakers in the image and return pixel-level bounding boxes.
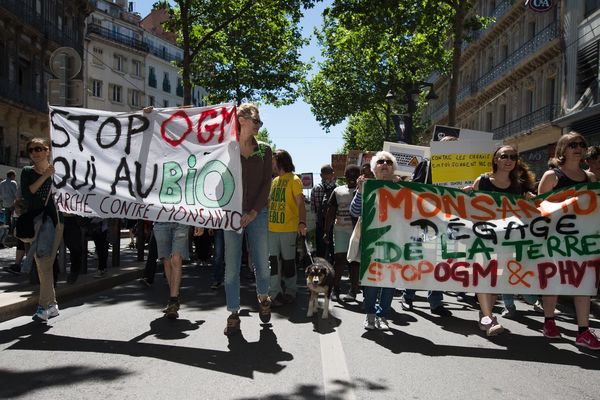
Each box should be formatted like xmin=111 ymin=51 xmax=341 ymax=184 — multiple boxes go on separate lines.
xmin=532 ymin=300 xmax=544 ymax=313
xmin=575 ymin=329 xmax=600 ymax=350
xmin=543 ymin=319 xmax=561 ymax=338
xmin=400 ymin=298 xmax=414 ymax=311
xmin=32 ymin=305 xmax=48 ymax=322
xmin=364 ymin=314 xmax=376 ymax=330
xmin=258 ymin=297 xmax=272 ymax=323
xmin=376 ymin=316 xmax=390 ymax=331
xmin=224 ymin=313 xmax=241 ymax=335
xmin=431 ymin=305 xmax=452 ymax=317
xmin=478 ymin=312 xmax=504 ymax=336
xmin=456 ymin=292 xmax=468 ymax=303
xmin=47 ymin=303 xmax=59 ymax=319
xmin=94 ymin=269 xmax=107 ymax=278
xmin=164 ymin=302 xmax=179 ymax=319
xmin=343 ymin=289 xmax=358 ymax=302
xmin=501 ymin=304 xmax=517 ymax=319
xmin=210 ymin=281 xmax=223 ymax=290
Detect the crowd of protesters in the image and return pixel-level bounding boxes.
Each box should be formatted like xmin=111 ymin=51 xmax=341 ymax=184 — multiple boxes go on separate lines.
xmin=2 ymin=103 xmax=599 ymax=353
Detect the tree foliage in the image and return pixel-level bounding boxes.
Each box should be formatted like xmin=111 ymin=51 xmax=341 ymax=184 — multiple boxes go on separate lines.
xmin=304 ymin=0 xmax=453 ymax=137
xmin=163 ymin=0 xmax=319 ymax=106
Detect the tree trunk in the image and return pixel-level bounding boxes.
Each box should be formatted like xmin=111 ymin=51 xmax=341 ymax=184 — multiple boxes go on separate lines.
xmin=448 ymin=0 xmax=466 ymax=127
xmin=181 ymin=1 xmax=192 ymax=106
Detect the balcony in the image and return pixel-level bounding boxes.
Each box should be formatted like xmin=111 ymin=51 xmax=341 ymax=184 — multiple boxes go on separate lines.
xmin=475 ymin=21 xmax=559 ymax=92
xmin=147 ymin=44 xmax=183 ymax=64
xmin=492 ymin=104 xmax=559 ymax=140
xmin=88 ymin=23 xmax=149 ymax=53
xmin=0 ymin=82 xmax=46 ymax=113
xmin=2 ymin=0 xmax=83 ymax=51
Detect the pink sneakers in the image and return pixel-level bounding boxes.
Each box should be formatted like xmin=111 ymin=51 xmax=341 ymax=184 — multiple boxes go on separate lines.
xmin=575 ymin=329 xmax=600 ymax=350
xmin=543 ymin=319 xmax=561 ymax=338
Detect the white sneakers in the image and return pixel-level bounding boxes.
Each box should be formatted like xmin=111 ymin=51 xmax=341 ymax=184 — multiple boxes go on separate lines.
xmin=32 ymin=303 xmax=59 ymax=323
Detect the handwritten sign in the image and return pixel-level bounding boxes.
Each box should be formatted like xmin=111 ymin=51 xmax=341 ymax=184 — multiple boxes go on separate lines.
xmin=49 ymin=104 xmax=243 ymax=230
xmin=430 ymin=140 xmax=494 ymax=187
xmin=359 ymin=180 xmax=600 ymax=295
xmin=382 ymin=141 xmax=429 ymax=177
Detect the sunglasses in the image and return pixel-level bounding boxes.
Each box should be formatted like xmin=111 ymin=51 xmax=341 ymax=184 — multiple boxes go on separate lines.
xmin=568 ymin=141 xmax=587 ymax=149
xmin=245 ymin=116 xmax=263 ymax=127
xmin=28 ymin=146 xmax=47 ymax=153
xmin=376 ymin=159 xmax=394 ymax=166
xmin=498 ymin=154 xmax=518 ymax=161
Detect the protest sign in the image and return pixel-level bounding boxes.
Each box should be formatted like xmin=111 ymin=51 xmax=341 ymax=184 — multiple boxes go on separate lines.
xmin=382 ymin=141 xmax=429 ymax=177
xmin=346 ymin=150 xmax=361 ymax=167
xmin=300 ymin=173 xmax=313 ymax=189
xmin=430 ymin=140 xmax=494 ymax=187
xmin=358 ymin=180 xmax=600 ymax=295
xmin=331 ymin=154 xmax=347 ymax=177
xmin=49 ymin=104 xmax=243 ymax=230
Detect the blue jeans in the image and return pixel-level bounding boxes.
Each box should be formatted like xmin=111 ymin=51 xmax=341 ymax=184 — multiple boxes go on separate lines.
xmin=503 ymin=293 xmax=538 ymax=307
xmin=224 ymin=208 xmax=270 ymax=312
xmin=403 ymin=289 xmax=443 ymax=309
xmin=213 ymin=229 xmax=224 ymax=283
xmin=363 ymin=286 xmax=395 ymax=317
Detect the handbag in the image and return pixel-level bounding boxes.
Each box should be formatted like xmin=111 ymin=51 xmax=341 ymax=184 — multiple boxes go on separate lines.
xmin=346 ymin=217 xmax=362 ymax=263
xmin=14 ymin=191 xmax=51 ymax=244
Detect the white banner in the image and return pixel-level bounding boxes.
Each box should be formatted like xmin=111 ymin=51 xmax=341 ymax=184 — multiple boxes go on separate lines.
xmin=49 ymin=104 xmax=243 ymax=230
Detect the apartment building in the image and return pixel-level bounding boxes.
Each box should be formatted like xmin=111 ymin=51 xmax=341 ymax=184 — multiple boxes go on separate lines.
xmin=424 ymin=1 xmax=600 ymax=177
xmin=0 ymin=0 xmax=90 ymax=172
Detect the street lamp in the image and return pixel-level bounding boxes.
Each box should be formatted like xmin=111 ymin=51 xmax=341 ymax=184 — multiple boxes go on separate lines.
xmin=385 ymin=81 xmax=438 ymax=144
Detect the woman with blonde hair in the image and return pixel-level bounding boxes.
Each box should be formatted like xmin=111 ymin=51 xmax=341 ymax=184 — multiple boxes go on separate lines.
xmin=21 ymin=138 xmax=63 ymax=322
xmin=537 ymin=132 xmax=599 ymax=350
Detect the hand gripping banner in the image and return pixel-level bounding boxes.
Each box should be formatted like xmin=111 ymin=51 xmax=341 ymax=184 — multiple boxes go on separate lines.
xmin=359 ymin=180 xmax=600 ymax=295
xmin=49 ymin=104 xmax=243 ymax=230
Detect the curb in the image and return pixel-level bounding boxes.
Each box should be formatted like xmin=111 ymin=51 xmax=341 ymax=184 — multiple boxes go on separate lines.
xmin=0 ymin=263 xmax=145 ymax=323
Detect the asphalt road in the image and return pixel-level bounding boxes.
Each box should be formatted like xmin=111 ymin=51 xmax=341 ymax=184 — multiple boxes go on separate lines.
xmin=0 ymin=265 xmax=598 ymax=400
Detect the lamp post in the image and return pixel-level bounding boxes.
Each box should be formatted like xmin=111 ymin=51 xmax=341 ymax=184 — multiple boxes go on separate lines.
xmin=385 ymin=81 xmax=438 ymax=144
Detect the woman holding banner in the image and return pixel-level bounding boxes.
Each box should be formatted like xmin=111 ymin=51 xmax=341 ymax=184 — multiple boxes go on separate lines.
xmin=470 ymin=145 xmax=535 ymax=336
xmin=350 ymin=151 xmax=399 ymax=331
xmin=537 ymin=132 xmax=600 ymax=350
xmin=223 ymin=103 xmax=273 ymax=336
xmin=21 ymin=138 xmax=64 ymax=323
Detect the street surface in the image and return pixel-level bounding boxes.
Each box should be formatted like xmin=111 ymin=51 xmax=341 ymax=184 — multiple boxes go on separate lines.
xmin=0 ymin=265 xmax=598 ymax=399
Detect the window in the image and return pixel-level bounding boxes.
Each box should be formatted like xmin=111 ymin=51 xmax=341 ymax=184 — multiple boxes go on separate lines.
xmin=486 ymin=111 xmax=493 ymax=131
xmin=527 ymin=21 xmax=536 ymax=40
xmin=499 ymin=104 xmax=507 ymax=126
xmin=129 ymin=89 xmax=141 ymax=107
xmin=132 ymin=60 xmax=142 ymax=77
xmin=92 ymin=80 xmax=103 ymax=98
xmin=148 ymin=95 xmax=155 ymax=107
xmin=546 ymin=78 xmax=556 ymax=105
xmin=111 ymin=84 xmax=122 ymax=103
xmin=35 ymin=0 xmax=42 ymax=15
xmin=525 ymin=90 xmax=534 ymax=113
xmin=148 ymin=66 xmax=156 ymax=88
xmin=114 ymin=54 xmax=124 ymax=72
xmin=585 ymin=0 xmax=600 ymax=18
xmin=176 ymin=78 xmax=183 ymax=97
xmin=92 ymin=47 xmax=103 ymax=66
xmin=162 ymin=72 xmax=171 ymax=93
xmin=163 ymin=100 xmax=169 ymax=107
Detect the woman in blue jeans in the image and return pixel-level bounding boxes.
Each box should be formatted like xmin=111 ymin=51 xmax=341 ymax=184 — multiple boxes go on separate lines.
xmin=223 ymin=103 xmax=273 ymax=336
xmin=350 ymin=151 xmax=399 ymax=331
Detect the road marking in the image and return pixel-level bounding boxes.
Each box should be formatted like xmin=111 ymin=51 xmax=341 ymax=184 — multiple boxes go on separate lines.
xmin=318 ymin=307 xmax=356 ymax=400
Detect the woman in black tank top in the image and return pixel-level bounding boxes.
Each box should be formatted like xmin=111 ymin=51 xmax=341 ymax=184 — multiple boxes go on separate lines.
xmin=537 ymin=132 xmax=599 ymax=349
xmin=470 ymin=146 xmax=535 ymax=336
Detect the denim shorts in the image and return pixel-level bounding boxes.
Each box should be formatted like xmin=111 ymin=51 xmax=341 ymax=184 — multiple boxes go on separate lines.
xmin=153 ymin=222 xmax=189 ymax=260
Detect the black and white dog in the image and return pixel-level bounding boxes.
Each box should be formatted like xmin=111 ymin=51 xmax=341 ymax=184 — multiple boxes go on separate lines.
xmin=305 ymin=257 xmax=335 ymax=318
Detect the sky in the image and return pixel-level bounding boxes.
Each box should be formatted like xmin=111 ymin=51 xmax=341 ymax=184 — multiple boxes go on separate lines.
xmin=134 ymin=0 xmax=347 ymax=181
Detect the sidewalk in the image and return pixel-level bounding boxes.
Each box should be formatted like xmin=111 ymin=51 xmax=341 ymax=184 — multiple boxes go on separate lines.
xmin=0 ymin=238 xmax=146 ymax=322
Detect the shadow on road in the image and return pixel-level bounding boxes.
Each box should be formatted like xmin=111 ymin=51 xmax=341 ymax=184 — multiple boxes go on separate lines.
xmin=8 ymin=325 xmax=293 ymax=379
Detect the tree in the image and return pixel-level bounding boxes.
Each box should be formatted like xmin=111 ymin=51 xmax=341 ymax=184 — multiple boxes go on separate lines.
xmin=162 ymin=0 xmax=319 ymax=106
xmin=257 ymin=128 xmax=276 ymax=149
xmin=303 ymin=0 xmax=453 ymax=142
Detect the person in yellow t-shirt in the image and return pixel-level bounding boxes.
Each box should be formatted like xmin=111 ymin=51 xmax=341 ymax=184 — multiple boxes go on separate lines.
xmin=268 ymin=149 xmax=307 ymax=306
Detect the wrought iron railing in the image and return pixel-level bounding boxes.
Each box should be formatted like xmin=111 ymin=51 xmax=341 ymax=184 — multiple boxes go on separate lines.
xmin=475 ymin=21 xmax=559 ymax=91
xmin=0 ymin=82 xmax=46 ymax=113
xmin=88 ymin=23 xmax=148 ymax=53
xmin=147 ymin=44 xmax=182 ymax=64
xmin=492 ymin=104 xmax=559 ymax=140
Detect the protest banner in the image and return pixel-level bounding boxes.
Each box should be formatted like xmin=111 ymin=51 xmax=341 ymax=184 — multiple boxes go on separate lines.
xmin=331 ymin=154 xmax=347 ymax=177
xmin=300 ymin=173 xmax=313 ymax=189
xmin=346 ymin=149 xmax=361 ymax=167
xmin=358 ymin=151 xmax=376 ymax=168
xmin=49 ymin=104 xmax=243 ymax=230
xmin=359 ymin=180 xmax=600 ymax=295
xmin=430 ymin=140 xmax=495 ymax=188
xmin=382 ymin=141 xmax=429 ymax=177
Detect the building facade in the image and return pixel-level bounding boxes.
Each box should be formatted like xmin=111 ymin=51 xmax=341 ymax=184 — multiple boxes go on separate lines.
xmin=0 ymin=0 xmax=90 ymax=173
xmin=424 ymin=1 xmax=600 ymax=177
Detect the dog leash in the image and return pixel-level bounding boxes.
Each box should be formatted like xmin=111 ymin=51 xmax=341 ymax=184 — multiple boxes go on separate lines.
xmin=304 ymin=236 xmax=314 ymax=265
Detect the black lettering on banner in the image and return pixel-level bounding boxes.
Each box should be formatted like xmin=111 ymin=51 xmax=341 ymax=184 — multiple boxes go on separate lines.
xmin=126 ymin=115 xmax=150 ymax=155
xmin=50 ymin=109 xmax=71 ymax=148
xmin=110 ymin=157 xmax=135 ymax=197
xmin=70 ymin=159 xmax=91 ymax=190
xmin=556 ymin=214 xmax=579 ymax=235
xmin=135 ymin=161 xmax=157 ymax=198
xmin=69 ymin=114 xmax=100 ymax=151
xmin=53 ymin=156 xmax=69 ymax=189
xmin=97 ymin=117 xmax=121 ymax=149
xmin=472 ymin=221 xmax=497 ymax=244
xmin=530 ymin=216 xmax=551 ymax=239
xmin=504 ymin=221 xmax=528 ymax=240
